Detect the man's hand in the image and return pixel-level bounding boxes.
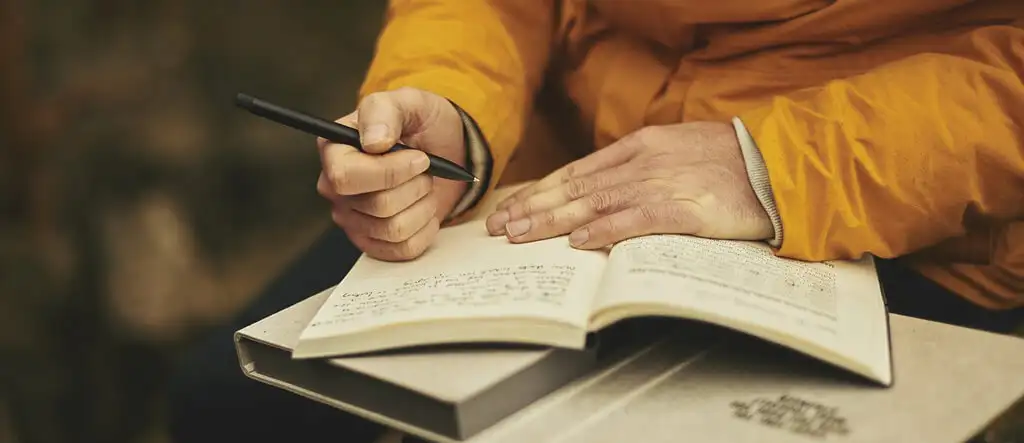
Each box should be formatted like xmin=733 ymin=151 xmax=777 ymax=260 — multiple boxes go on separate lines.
xmin=317 ymin=87 xmax=468 ymax=261
xmin=484 ymin=121 xmax=773 ymax=249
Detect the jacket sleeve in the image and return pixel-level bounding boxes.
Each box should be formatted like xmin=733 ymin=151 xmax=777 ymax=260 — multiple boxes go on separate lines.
xmin=358 ymin=0 xmax=556 ymax=221
xmin=737 ymin=25 xmax=1024 ymax=262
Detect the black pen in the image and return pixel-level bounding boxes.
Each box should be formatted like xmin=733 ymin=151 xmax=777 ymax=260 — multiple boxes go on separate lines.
xmin=234 ymin=93 xmax=478 ymax=183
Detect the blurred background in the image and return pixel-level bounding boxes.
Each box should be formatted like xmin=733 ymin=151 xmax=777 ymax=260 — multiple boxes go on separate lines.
xmin=1 ymin=1 xmax=387 ymax=442
xmin=3 ymin=1 xmax=1023 ymax=443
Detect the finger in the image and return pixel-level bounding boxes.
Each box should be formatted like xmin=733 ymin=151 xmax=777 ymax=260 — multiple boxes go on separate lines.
xmin=317 ymin=112 xmax=359 ymax=179
xmin=348 ymin=217 xmax=441 ymax=262
xmin=487 ymin=167 xmax=636 ymax=235
xmin=503 ymin=182 xmax=649 ymax=243
xmin=319 ymin=110 xmax=429 ymax=195
xmin=356 ymin=88 xmax=424 ymax=153
xmin=347 ymin=174 xmax=433 ymax=218
xmin=502 ymin=199 xmax=598 ymax=244
xmin=334 ymin=192 xmax=437 ymax=243
xmin=322 ymin=145 xmax=430 ymax=195
xmin=569 ymin=201 xmax=702 ymax=249
xmin=496 ymin=138 xmax=640 ymax=210
xmin=317 ymin=111 xmax=359 ymax=152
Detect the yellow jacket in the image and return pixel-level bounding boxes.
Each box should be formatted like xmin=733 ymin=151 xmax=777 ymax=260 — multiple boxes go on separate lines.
xmin=359 ymin=0 xmax=1024 ymax=310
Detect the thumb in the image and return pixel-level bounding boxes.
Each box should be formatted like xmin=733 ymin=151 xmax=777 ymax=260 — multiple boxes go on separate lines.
xmin=356 ymin=88 xmax=426 ymax=154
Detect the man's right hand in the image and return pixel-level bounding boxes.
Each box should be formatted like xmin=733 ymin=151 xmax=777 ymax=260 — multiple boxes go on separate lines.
xmin=316 ymin=87 xmax=469 ymax=262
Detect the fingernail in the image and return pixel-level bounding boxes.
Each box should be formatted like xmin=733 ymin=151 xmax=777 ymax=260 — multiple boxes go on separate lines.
xmin=569 ymin=229 xmax=589 ymax=247
xmin=411 ymin=153 xmax=430 ymax=171
xmin=487 ymin=211 xmax=510 ymax=235
xmin=362 ymin=124 xmax=389 ymax=146
xmin=505 ymin=219 xmax=531 ymax=237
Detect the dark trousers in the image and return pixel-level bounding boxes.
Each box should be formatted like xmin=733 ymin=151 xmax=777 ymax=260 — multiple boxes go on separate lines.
xmin=166 ymin=226 xmax=1023 ymax=443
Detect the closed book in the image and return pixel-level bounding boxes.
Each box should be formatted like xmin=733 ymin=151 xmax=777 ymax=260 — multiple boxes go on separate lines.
xmin=235 ymin=289 xmax=597 ymax=441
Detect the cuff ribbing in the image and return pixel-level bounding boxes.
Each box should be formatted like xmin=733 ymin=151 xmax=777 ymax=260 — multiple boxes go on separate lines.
xmin=445 ymin=100 xmax=493 ymax=222
xmin=732 ymin=116 xmax=783 ymax=247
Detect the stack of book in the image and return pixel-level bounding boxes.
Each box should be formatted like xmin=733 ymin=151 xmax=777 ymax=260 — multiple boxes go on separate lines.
xmin=234 ymin=184 xmax=1024 ymax=443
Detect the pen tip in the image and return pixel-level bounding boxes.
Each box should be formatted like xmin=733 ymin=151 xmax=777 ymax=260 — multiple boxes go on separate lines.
xmin=234 ymin=93 xmax=255 ymax=109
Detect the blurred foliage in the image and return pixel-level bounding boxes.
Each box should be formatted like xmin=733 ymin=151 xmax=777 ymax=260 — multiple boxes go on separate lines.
xmin=1 ymin=1 xmax=385 ymax=442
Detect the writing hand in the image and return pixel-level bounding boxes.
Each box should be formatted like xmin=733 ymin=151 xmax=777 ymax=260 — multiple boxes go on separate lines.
xmin=317 ymin=87 xmax=468 ymax=261
xmin=484 ymin=121 xmax=773 ymax=249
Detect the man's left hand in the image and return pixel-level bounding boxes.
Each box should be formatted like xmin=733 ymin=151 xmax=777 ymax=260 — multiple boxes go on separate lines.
xmin=484 ymin=121 xmax=774 ymax=249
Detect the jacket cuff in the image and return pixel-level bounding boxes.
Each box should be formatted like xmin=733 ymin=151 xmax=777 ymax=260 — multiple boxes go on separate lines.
xmin=445 ymin=100 xmax=493 ymax=222
xmin=732 ymin=116 xmax=783 ymax=247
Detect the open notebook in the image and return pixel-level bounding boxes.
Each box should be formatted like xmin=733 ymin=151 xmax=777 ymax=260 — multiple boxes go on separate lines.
xmin=291 ymin=218 xmax=892 ymax=386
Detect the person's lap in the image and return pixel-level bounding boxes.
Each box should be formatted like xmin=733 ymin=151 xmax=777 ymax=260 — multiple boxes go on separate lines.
xmin=166 ymin=227 xmax=387 ymax=443
xmin=166 ymin=225 xmax=1024 ymax=443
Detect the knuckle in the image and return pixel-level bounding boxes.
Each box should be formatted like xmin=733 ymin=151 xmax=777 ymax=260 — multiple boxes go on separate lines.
xmin=587 ymin=191 xmax=616 ymax=214
xmin=375 ymin=219 xmax=408 ymax=242
xmin=521 ymin=199 xmax=534 ymax=214
xmin=541 ymin=210 xmax=559 ymax=228
xmin=565 ymin=179 xmax=590 ymax=199
xmin=519 ymin=200 xmax=534 ymax=217
xmin=562 ymin=163 xmax=579 ymax=181
xmin=327 ymin=169 xmax=352 ymax=194
xmin=618 ymin=182 xmax=647 ymax=205
xmin=366 ymin=193 xmax=396 ymax=217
